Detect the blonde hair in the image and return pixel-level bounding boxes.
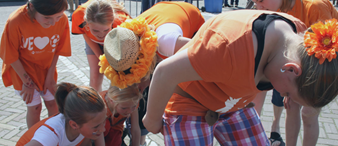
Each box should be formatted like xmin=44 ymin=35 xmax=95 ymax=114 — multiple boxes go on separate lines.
xmin=107 ymin=84 xmax=142 ymax=104
xmin=106 ymin=84 xmax=142 ymax=118
xmin=285 ymin=29 xmax=338 ymax=108
xmin=85 ymin=0 xmax=129 ymax=25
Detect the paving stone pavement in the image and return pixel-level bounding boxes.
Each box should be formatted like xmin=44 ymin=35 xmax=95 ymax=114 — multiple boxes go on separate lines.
xmin=0 ymin=0 xmax=338 ymax=146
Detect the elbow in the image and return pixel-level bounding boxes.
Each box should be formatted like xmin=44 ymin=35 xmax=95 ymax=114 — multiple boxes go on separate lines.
xmin=152 ymin=62 xmax=167 ymax=82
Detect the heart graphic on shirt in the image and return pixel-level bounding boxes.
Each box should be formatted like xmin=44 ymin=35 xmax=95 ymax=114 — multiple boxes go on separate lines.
xmin=34 ymin=37 xmax=49 ymax=50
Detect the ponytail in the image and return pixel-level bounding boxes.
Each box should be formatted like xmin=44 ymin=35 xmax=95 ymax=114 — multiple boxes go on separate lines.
xmin=55 ymin=83 xmax=77 ymax=114
xmin=55 ymin=82 xmax=105 ymax=126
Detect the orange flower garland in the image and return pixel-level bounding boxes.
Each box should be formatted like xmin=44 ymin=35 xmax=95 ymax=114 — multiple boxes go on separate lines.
xmin=98 ymin=17 xmax=158 ymax=89
xmin=304 ymin=19 xmax=338 ymax=64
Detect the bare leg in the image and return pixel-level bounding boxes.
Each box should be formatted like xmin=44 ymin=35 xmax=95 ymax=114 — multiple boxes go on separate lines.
xmin=44 ymin=100 xmax=58 ymax=117
xmin=87 ymin=55 xmax=103 ymax=92
xmin=140 ymin=135 xmax=146 ymax=145
xmin=26 ymin=103 xmax=42 ymax=128
xmin=270 ymin=105 xmax=284 ymax=146
xmin=252 ymin=91 xmax=267 ymax=116
xmin=285 ymin=100 xmax=302 ymax=146
xmin=271 ymin=105 xmax=283 ymax=133
xmin=74 ymin=0 xmax=79 ymax=10
xmin=67 ymin=0 xmax=74 ymax=12
xmin=302 ymin=107 xmax=320 ymax=146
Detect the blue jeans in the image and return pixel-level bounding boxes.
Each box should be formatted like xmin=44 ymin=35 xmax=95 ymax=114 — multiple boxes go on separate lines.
xmin=231 ymin=0 xmax=238 ymax=5
xmin=141 ymin=0 xmax=156 ymax=13
xmin=224 ymin=0 xmax=229 ymax=5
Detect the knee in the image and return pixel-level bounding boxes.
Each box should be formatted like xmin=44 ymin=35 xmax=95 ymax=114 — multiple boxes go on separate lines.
xmin=45 ymin=100 xmax=57 ymax=108
xmin=29 ymin=104 xmax=42 ymax=113
xmin=286 ymin=102 xmax=301 ymax=115
xmin=301 ymin=107 xmax=320 ymax=126
xmin=90 ymin=71 xmax=104 ymax=80
xmin=301 ymin=107 xmax=320 ymax=118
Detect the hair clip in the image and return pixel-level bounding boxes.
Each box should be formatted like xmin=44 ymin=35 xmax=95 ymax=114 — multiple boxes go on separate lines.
xmin=304 ymin=19 xmax=338 ymax=64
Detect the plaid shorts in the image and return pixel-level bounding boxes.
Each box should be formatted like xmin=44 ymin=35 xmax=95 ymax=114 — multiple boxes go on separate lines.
xmin=163 ymin=108 xmax=269 ymax=146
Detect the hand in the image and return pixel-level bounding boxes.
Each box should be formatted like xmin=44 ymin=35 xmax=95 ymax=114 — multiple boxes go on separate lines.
xmin=283 ymin=96 xmax=291 ymax=109
xmin=142 ymin=114 xmax=163 ymax=134
xmin=44 ymin=76 xmax=56 ymax=95
xmin=138 ymin=78 xmax=150 ymax=94
xmin=20 ymin=83 xmax=38 ymax=104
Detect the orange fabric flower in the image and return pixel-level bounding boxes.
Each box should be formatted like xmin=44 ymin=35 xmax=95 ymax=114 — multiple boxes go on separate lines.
xmin=98 ymin=17 xmax=158 ymax=89
xmin=304 ymin=19 xmax=338 ymax=64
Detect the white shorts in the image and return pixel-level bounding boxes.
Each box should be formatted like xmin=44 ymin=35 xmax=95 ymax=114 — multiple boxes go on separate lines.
xmin=15 ymin=89 xmax=55 ymax=107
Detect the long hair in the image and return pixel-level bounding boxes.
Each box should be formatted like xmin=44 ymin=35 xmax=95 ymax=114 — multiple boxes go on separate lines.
xmin=55 ymin=82 xmax=105 ymax=126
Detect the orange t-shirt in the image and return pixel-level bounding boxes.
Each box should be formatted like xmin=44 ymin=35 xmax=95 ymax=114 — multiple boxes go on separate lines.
xmin=71 ymin=0 xmax=131 ymax=45
xmin=137 ymin=1 xmax=205 ymax=59
xmin=100 ymin=91 xmax=126 ymax=135
xmin=287 ymin=0 xmax=338 ymax=27
xmin=165 ymin=10 xmax=307 ymax=116
xmin=0 ymin=5 xmax=71 ymax=91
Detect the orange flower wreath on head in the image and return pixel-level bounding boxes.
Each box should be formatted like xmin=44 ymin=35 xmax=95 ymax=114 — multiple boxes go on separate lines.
xmin=98 ymin=17 xmax=158 ymax=89
xmin=304 ymin=19 xmax=338 ymax=64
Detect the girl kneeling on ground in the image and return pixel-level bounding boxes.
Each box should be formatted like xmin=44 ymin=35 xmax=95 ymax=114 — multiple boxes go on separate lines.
xmin=16 ymin=82 xmax=107 ymax=146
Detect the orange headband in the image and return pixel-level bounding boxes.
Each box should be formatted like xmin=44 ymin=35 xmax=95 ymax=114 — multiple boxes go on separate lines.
xmin=304 ymin=19 xmax=338 ymax=64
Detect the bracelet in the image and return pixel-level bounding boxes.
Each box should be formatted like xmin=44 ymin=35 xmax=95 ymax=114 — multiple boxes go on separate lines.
xmin=23 ymin=82 xmax=34 ymax=89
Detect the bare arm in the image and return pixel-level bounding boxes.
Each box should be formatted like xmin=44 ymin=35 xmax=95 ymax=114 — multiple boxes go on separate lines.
xmin=43 ymin=54 xmax=59 ymax=95
xmin=142 ymin=49 xmax=202 ymax=133
xmin=174 ymin=37 xmax=191 ymax=54
xmin=11 ymin=59 xmax=39 ymax=104
xmin=130 ymin=108 xmax=141 ymax=146
xmin=11 ymin=59 xmax=36 ymax=89
xmin=83 ymin=34 xmax=103 ymax=58
xmin=138 ymin=78 xmax=150 ymax=94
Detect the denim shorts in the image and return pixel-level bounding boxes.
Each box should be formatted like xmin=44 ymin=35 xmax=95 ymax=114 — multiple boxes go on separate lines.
xmin=271 ymin=89 xmax=284 ymax=107
xmin=85 ymin=42 xmax=104 ymax=55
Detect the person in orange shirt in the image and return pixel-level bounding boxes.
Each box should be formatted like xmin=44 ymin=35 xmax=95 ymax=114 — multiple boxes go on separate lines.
xmin=0 ymin=0 xmax=71 ymax=128
xmin=96 ymin=19 xmax=158 ymax=146
xmin=136 ymin=1 xmax=205 ymax=61
xmin=129 ymin=2 xmax=205 ymax=145
xmin=71 ymin=0 xmax=131 ymax=92
xmin=143 ymin=10 xmax=338 ymax=145
xmin=252 ymin=0 xmax=338 ymax=145
xmin=16 ymin=82 xmax=107 ymax=146
xmin=98 ymin=85 xmax=142 ymax=146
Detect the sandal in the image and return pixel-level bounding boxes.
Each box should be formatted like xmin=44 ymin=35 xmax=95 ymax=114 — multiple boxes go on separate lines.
xmin=269 ymin=132 xmax=285 ymax=146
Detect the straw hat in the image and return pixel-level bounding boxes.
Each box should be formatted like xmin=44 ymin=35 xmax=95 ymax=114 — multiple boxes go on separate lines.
xmin=104 ymin=27 xmax=140 ymax=72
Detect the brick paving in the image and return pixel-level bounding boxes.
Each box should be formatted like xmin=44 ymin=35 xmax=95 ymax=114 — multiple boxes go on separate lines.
xmin=0 ymin=0 xmax=337 ymax=146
